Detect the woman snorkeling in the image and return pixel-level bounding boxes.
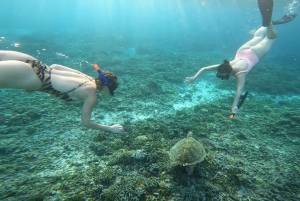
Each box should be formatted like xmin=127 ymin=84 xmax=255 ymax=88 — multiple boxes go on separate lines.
xmin=0 ymin=50 xmax=123 ymax=133
xmin=185 ymin=0 xmax=297 ymax=115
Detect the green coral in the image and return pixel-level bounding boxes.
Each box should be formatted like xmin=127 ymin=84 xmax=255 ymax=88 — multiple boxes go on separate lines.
xmin=107 ymin=150 xmax=135 ymax=166
xmin=65 ymin=195 xmax=85 ymax=201
xmin=93 ymin=167 xmax=117 ymax=186
xmin=99 ymin=175 xmax=159 ymax=200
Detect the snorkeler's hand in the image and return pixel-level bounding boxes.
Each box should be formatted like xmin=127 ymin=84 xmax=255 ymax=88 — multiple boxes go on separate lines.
xmin=232 ymin=106 xmax=239 ymax=115
xmin=109 ymin=124 xmax=124 ymax=133
xmin=185 ymin=76 xmax=196 ymax=83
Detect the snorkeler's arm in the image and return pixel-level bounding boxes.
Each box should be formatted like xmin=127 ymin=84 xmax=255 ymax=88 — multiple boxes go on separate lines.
xmin=232 ymin=73 xmax=245 ymax=113
xmin=185 ymin=64 xmax=219 ymax=82
xmin=81 ymin=93 xmax=111 ymax=131
xmin=81 ymin=90 xmax=123 ymax=133
xmin=0 ymin=50 xmax=37 ymax=61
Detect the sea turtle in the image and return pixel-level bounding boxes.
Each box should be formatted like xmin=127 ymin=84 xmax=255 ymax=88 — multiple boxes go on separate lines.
xmin=169 ymin=131 xmax=206 ymax=174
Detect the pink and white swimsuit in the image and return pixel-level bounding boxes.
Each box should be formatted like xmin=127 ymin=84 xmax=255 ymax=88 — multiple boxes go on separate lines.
xmin=234 ymin=48 xmax=259 ymax=76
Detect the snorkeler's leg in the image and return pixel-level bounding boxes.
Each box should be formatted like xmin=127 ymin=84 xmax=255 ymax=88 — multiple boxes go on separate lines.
xmin=251 ymin=36 xmax=276 ymax=58
xmin=236 ymin=27 xmax=267 ymax=52
xmin=237 ymin=0 xmax=273 ymax=52
xmin=258 ymin=0 xmax=274 ymax=27
xmin=266 ymin=23 xmax=277 ymax=39
xmin=250 ymin=23 xmax=277 ymax=58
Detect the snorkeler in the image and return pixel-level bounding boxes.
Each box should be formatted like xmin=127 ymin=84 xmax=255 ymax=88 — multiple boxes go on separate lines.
xmin=0 ymin=50 xmax=123 ymax=133
xmin=185 ymin=0 xmax=297 ymax=115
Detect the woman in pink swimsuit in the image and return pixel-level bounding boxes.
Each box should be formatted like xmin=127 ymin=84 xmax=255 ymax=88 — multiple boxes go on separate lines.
xmin=186 ymin=0 xmax=297 ymax=115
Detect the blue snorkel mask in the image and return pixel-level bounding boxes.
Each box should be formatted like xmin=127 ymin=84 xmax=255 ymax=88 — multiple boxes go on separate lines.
xmin=93 ymin=63 xmax=117 ymax=96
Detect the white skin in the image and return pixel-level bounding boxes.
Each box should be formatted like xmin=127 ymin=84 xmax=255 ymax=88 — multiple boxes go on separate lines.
xmin=186 ymin=23 xmax=277 ymax=114
xmin=0 ymin=50 xmax=123 ymax=133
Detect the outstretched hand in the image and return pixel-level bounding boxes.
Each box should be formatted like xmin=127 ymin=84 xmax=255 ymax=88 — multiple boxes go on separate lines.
xmin=232 ymin=106 xmax=239 ymax=115
xmin=109 ymin=124 xmax=124 ymax=133
xmin=185 ymin=76 xmax=196 ymax=83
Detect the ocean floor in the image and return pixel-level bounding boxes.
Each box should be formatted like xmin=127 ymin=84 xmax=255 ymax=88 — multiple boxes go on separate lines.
xmin=0 ymin=46 xmax=300 ymax=201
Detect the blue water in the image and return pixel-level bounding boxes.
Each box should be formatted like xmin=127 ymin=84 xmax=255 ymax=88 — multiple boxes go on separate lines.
xmin=1 ymin=0 xmax=299 ymax=56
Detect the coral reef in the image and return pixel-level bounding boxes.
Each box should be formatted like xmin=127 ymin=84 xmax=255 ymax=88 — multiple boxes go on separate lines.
xmin=1 ymin=37 xmax=300 ymax=201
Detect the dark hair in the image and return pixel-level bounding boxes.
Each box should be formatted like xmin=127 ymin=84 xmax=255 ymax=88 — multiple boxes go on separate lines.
xmin=217 ymin=60 xmax=232 ymax=74
xmin=216 ymin=60 xmax=232 ymax=80
xmin=96 ymin=71 xmax=119 ymax=95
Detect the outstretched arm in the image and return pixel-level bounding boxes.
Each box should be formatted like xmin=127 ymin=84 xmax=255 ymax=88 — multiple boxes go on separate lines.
xmin=0 ymin=50 xmax=36 ymax=61
xmin=232 ymin=73 xmax=246 ymax=114
xmin=185 ymin=64 xmax=219 ymax=82
xmin=81 ymin=90 xmax=123 ymax=133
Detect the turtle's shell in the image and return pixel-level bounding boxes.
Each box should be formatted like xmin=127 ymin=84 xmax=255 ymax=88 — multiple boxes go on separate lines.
xmin=169 ymin=133 xmax=206 ymax=166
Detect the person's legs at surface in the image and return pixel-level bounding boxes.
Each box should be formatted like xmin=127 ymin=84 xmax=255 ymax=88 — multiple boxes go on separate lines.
xmin=258 ymin=0 xmax=297 ymax=25
xmin=236 ymin=0 xmax=274 ymax=52
xmin=266 ymin=23 xmax=277 ymax=39
xmin=257 ymin=0 xmax=277 ymax=38
xmin=257 ymin=0 xmax=278 ymax=39
xmin=237 ymin=0 xmax=296 ymax=59
xmin=249 ymin=0 xmax=277 ymax=58
xmin=258 ymin=0 xmax=274 ymax=27
xmin=236 ymin=27 xmax=267 ymax=52
xmin=250 ymin=34 xmax=276 ymax=58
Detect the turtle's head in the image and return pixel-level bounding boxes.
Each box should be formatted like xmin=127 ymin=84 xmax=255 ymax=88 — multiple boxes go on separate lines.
xmin=187 ymin=131 xmax=193 ymax=138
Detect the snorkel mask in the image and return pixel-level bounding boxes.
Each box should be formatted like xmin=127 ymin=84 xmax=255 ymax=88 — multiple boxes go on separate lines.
xmin=93 ymin=64 xmax=116 ymax=96
xmin=216 ymin=72 xmax=231 ymax=80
